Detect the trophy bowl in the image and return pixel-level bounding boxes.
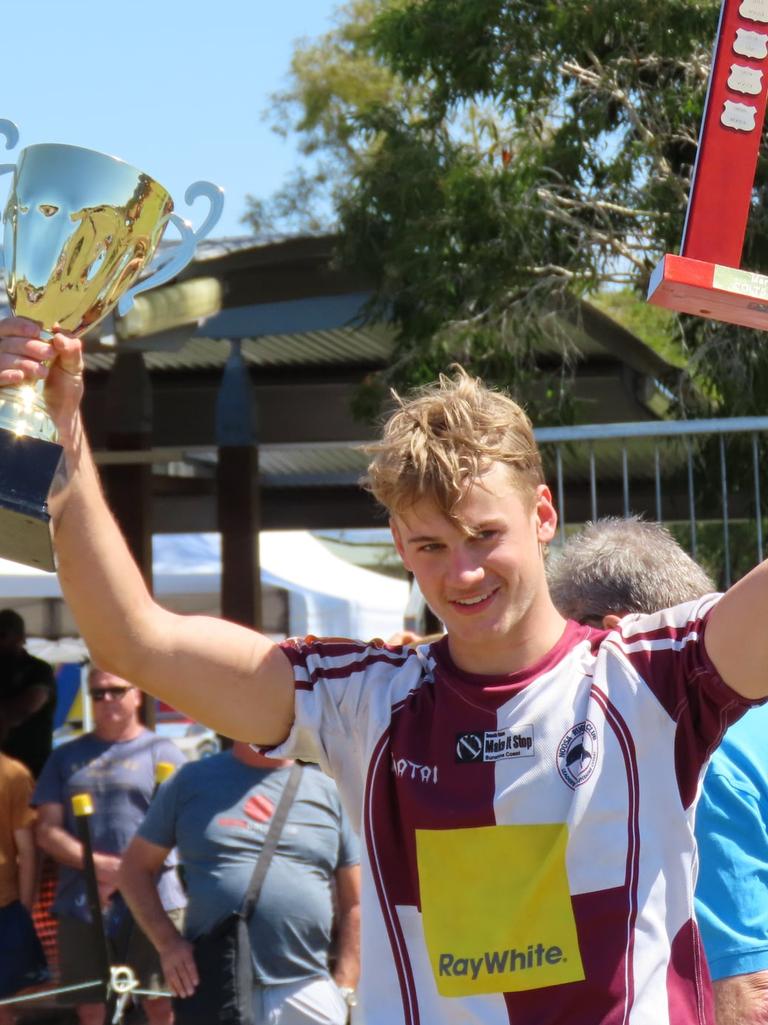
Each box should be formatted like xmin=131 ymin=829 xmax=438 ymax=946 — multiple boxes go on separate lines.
xmin=0 ymin=119 xmax=223 ymax=570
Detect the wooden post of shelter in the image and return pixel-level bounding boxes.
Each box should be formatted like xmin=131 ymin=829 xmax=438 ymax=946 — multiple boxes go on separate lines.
xmin=216 ymin=340 xmax=262 ymax=632
xmin=102 ymin=349 xmax=156 ymax=728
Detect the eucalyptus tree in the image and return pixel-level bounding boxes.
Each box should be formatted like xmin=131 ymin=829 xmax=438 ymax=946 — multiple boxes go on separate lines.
xmin=249 ymin=0 xmax=768 ymax=420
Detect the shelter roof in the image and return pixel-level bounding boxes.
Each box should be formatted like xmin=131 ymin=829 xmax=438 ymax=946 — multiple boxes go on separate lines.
xmin=2 ymin=234 xmax=683 ymax=530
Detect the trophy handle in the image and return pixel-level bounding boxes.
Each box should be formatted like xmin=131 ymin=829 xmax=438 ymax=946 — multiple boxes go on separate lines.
xmin=0 ymin=121 xmax=19 ymax=268
xmin=0 ymin=118 xmax=19 ymax=159
xmin=116 ymin=179 xmax=224 ymax=316
xmin=184 ymin=180 xmax=225 ymax=241
xmin=0 ymin=118 xmax=19 ymax=174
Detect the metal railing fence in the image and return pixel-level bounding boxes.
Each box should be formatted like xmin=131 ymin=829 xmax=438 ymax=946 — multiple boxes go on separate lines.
xmin=535 ymin=416 xmax=768 ymax=589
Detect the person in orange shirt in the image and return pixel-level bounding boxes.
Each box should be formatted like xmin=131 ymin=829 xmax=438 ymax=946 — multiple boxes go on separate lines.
xmin=0 ymin=750 xmax=48 ymax=1024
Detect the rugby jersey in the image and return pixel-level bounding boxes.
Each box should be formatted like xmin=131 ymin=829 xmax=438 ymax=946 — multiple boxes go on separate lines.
xmin=271 ymin=595 xmax=757 ymax=1025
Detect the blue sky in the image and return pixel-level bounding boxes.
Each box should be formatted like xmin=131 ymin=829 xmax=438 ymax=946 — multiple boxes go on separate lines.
xmin=4 ymin=0 xmax=341 ymax=238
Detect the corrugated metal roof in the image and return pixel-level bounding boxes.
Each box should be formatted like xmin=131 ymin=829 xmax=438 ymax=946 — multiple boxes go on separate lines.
xmin=260 ymin=444 xmax=368 ymax=486
xmin=163 ymin=431 xmax=686 ymax=492
xmin=84 ymin=322 xmax=394 ymax=373
xmin=182 ymin=442 xmax=370 ymax=488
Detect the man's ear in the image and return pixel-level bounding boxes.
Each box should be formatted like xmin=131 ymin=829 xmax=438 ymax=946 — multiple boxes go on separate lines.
xmin=602 ymin=613 xmax=622 ymax=630
xmin=390 ymin=518 xmax=411 ymax=571
xmin=535 ymin=485 xmax=558 ymax=544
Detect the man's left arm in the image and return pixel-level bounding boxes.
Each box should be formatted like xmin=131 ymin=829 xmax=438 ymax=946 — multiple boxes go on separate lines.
xmin=706 ymin=564 xmax=768 ymax=700
xmin=14 ymin=825 xmax=36 ymax=909
xmin=713 ymin=971 xmax=768 ymax=1025
xmin=119 ymin=835 xmax=198 ymax=999
xmin=332 ymin=864 xmax=361 ymax=990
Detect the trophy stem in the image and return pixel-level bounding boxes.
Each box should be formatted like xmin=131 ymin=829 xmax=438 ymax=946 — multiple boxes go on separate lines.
xmin=0 ymin=383 xmax=58 ymax=443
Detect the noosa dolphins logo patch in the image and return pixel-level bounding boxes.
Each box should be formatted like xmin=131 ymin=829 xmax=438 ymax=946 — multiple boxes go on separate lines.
xmin=556 ymin=720 xmax=598 ymax=789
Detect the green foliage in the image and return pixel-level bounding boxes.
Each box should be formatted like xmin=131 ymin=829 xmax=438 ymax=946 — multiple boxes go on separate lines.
xmin=360 ymin=0 xmax=716 ymax=270
xmin=590 ymin=290 xmax=685 ymax=367
xmin=243 ymin=0 xmax=407 ymax=240
xmin=251 ymin=0 xmax=768 ymax=422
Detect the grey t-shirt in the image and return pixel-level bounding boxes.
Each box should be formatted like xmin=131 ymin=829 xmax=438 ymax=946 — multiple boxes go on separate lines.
xmin=139 ymin=753 xmax=359 ymax=985
xmin=34 ymin=729 xmax=187 ymax=920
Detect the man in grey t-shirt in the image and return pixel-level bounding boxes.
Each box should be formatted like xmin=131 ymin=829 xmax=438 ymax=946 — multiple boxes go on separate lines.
xmin=34 ymin=668 xmax=186 ymax=1025
xmin=119 ymin=743 xmax=361 ymax=1025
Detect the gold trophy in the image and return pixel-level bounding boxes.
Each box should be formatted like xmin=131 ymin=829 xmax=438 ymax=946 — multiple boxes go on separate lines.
xmin=0 ymin=119 xmax=223 ymax=570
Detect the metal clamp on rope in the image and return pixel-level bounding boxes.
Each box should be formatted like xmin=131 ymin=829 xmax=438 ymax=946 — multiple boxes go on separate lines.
xmin=109 ymin=965 xmax=138 ymax=996
xmin=108 ymin=965 xmax=139 ymax=1025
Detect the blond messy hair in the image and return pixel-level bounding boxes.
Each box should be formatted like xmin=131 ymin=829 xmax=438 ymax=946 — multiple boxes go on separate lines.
xmin=362 ymin=367 xmax=543 ymax=524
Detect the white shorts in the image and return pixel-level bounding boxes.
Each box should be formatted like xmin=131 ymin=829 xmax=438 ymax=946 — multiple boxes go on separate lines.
xmin=253 ymin=976 xmax=350 ymax=1025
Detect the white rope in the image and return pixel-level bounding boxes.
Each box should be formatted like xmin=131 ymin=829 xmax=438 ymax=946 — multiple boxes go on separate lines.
xmin=0 ymin=979 xmax=101 ymax=1007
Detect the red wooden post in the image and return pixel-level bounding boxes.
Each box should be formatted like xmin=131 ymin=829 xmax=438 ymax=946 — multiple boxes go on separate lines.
xmin=648 ymin=0 xmax=768 ymax=328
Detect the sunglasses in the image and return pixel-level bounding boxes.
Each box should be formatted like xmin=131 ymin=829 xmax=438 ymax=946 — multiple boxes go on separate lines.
xmin=89 ymin=687 xmax=134 ymax=701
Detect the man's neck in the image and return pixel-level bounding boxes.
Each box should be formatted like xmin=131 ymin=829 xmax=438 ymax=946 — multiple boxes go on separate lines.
xmin=448 ymin=603 xmax=568 ymax=676
xmin=93 ymin=721 xmax=144 ymax=744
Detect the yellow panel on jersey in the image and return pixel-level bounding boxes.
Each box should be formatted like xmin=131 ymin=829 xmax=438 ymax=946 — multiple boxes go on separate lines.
xmin=416 ymin=823 xmax=584 ymax=997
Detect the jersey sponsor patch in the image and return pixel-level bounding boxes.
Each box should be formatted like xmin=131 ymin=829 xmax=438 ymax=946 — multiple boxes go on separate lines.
xmin=455 ymin=725 xmax=534 ymax=763
xmin=416 ymin=824 xmax=584 ymax=996
xmin=557 ymin=720 xmax=598 ymax=789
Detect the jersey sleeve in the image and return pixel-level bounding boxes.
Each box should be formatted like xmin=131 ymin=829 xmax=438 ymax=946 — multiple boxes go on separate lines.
xmin=694 ymin=760 xmax=768 ymax=978
xmin=266 ymin=637 xmax=418 ymax=772
xmin=154 ymin=738 xmax=187 ymax=771
xmin=612 ymin=594 xmax=763 ymax=806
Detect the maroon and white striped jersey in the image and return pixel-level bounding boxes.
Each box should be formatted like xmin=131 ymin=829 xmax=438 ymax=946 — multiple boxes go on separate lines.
xmin=272 ymin=594 xmax=757 ymax=1025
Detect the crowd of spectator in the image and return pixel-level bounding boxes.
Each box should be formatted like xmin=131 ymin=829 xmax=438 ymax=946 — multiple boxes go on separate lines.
xmin=0 ymin=639 xmax=360 ymax=1025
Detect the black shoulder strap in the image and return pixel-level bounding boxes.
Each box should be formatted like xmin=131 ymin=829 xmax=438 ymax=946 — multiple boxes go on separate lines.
xmin=239 ymin=762 xmax=303 ymax=921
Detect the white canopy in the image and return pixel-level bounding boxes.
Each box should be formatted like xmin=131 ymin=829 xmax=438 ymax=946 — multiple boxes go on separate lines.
xmin=0 ymin=531 xmax=409 ymax=649
xmin=153 ymin=531 xmax=408 ymax=639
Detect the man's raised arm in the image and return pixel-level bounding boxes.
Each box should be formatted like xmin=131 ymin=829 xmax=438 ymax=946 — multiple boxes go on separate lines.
xmin=705 ymin=560 xmax=768 ymax=703
xmin=0 ymin=318 xmax=295 ymax=744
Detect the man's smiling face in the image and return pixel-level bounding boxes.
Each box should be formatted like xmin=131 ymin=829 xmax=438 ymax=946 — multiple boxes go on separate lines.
xmin=391 ymin=462 xmax=561 ymax=674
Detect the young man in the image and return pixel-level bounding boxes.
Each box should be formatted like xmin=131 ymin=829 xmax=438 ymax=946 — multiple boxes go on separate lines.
xmin=548 ymin=517 xmax=768 ymax=1025
xmin=1 ymin=318 xmax=767 ymax=1024
xmin=33 ymin=668 xmax=186 ymax=1025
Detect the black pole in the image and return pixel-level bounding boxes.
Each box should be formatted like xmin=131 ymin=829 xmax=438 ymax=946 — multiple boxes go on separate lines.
xmin=71 ymin=794 xmax=114 ymax=1021
xmin=108 ymin=761 xmax=180 ymax=1016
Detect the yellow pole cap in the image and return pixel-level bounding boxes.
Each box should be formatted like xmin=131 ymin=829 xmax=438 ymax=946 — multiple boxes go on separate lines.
xmin=71 ymin=793 xmax=94 ymax=817
xmin=155 ymin=762 xmax=176 ymax=784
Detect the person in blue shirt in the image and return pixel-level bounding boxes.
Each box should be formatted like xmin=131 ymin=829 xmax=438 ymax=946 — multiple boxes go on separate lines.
xmin=695 ymin=709 xmax=768 ymax=1025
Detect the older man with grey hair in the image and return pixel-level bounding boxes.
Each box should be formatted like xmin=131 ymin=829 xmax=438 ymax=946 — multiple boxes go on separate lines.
xmin=548 ymin=516 xmax=768 ymax=1025
xmin=547 ymin=515 xmax=716 ymax=627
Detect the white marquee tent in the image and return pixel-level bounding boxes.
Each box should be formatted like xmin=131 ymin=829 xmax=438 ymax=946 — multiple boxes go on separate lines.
xmin=0 ymin=531 xmax=409 ymax=660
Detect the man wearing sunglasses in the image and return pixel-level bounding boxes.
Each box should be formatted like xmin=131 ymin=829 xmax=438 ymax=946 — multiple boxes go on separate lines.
xmin=32 ymin=668 xmax=186 ymax=1025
